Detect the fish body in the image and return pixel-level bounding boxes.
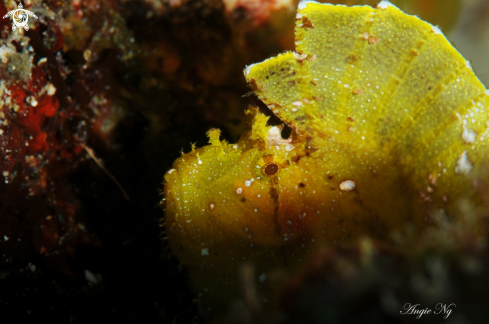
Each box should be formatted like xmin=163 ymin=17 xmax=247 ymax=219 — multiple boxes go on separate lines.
xmin=163 ymin=0 xmax=489 ymax=316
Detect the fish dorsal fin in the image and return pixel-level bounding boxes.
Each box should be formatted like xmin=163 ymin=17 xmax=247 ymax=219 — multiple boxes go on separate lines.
xmin=244 ymin=1 xmax=488 ymax=155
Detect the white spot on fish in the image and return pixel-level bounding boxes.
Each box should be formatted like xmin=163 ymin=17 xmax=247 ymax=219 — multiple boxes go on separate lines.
xmin=294 ymin=53 xmax=308 ymax=61
xmin=431 ymin=25 xmax=442 ymax=35
xmin=462 ymin=126 xmax=477 ymax=144
xmin=339 ymin=180 xmax=356 ymax=191
xmin=377 ymin=1 xmax=395 ymax=9
xmin=243 ymin=63 xmax=257 ymax=75
xmin=455 ymin=151 xmax=472 ymax=175
xmin=298 ymin=0 xmax=317 ymax=10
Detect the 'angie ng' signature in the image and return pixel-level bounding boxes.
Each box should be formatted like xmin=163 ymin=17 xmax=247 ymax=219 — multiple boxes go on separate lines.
xmin=400 ymin=303 xmax=456 ymax=319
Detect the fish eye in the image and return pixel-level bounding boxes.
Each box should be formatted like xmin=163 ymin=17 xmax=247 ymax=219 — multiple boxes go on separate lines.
xmin=263 ymin=163 xmax=279 ymax=176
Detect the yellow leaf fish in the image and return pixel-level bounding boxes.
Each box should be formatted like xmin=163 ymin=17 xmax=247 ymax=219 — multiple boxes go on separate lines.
xmin=163 ymin=0 xmax=489 ymax=316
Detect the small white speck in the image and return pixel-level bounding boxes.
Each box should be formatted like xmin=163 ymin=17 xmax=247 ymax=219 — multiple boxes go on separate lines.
xmin=201 ymin=248 xmax=209 ymax=256
xmin=45 ymin=83 xmax=56 ymax=96
xmin=3 ymin=235 xmax=8 ymax=241
xmin=236 ymin=187 xmax=243 ymax=194
xmin=210 ymin=203 xmax=215 ymax=210
xmin=292 ymin=108 xmax=297 ymax=112
xmin=298 ymin=0 xmax=315 ymax=10
xmin=245 ymin=180 xmax=251 ymax=187
xmin=198 ymin=159 xmax=203 ymax=165
xmin=26 ymin=96 xmax=38 ymax=107
xmin=254 ymin=209 xmax=258 ymax=212
xmin=37 ymin=57 xmax=47 ymax=65
xmin=292 ymin=101 xmax=303 ymax=107
xmin=244 ymin=63 xmax=256 ymax=75
xmin=455 ymin=151 xmax=472 ymax=175
xmin=167 ymin=169 xmax=176 ymax=174
xmin=431 ymin=25 xmax=442 ymax=35
xmin=377 ymin=0 xmax=394 ymax=9
xmin=462 ymin=127 xmax=477 ymax=144
xmin=340 ymin=180 xmax=356 ymax=191
xmin=85 ymin=270 xmax=101 ymax=285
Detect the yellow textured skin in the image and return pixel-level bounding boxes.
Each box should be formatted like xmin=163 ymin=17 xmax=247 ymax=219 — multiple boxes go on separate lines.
xmin=163 ymin=1 xmax=489 ymax=316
